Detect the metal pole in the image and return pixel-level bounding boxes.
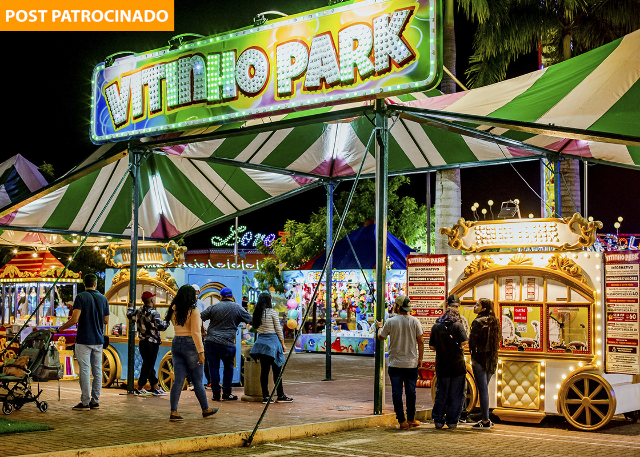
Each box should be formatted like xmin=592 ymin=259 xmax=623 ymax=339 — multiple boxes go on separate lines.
xmin=324 ymin=182 xmax=334 ymax=381
xmin=554 ymin=159 xmax=562 ymax=217
xmin=583 ymin=162 xmax=588 ymax=218
xmin=373 ymin=99 xmax=388 ymax=414
xmin=426 ymin=171 xmax=432 ymax=254
xmin=234 ymin=216 xmax=238 ymax=267
xmin=127 ymin=150 xmax=141 ymax=392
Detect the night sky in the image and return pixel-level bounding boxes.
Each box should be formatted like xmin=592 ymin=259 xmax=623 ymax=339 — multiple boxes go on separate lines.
xmin=3 ymin=0 xmax=638 ymax=250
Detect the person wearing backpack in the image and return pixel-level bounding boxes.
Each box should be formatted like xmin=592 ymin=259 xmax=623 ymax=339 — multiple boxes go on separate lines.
xmin=58 ymin=273 xmax=109 ymax=411
xmin=429 ymin=294 xmax=468 ymax=429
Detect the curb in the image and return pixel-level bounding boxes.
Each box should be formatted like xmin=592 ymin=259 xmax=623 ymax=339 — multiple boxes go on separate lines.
xmin=20 ymin=409 xmax=432 ymax=457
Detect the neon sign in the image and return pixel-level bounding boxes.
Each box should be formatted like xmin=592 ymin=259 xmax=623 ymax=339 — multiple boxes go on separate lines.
xmin=90 ymin=0 xmax=442 ymax=144
xmin=211 ymin=225 xmax=276 ymax=248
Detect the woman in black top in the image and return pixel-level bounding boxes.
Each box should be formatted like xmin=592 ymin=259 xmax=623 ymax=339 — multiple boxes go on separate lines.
xmin=469 ymin=298 xmax=500 ymax=429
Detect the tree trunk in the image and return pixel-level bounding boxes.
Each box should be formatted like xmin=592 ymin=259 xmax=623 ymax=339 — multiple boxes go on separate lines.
xmin=562 ymin=33 xmax=572 ymax=61
xmin=435 ymin=168 xmax=461 ymax=254
xmin=560 ymin=159 xmax=581 ymax=217
xmin=442 ymin=0 xmax=456 ymax=94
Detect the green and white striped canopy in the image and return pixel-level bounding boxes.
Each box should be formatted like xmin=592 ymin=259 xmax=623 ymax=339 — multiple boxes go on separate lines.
xmin=1 ymin=30 xmax=638 ymax=241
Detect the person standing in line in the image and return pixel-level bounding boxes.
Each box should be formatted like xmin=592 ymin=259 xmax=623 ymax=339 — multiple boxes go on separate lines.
xmin=127 ymin=291 xmax=169 ymax=396
xmin=58 ymin=273 xmax=109 ymax=411
xmin=192 ymin=284 xmax=211 ymax=389
xmin=165 ymin=285 xmax=217 ymax=421
xmin=375 ymin=295 xmax=424 ymax=430
xmin=429 ymin=294 xmax=468 ymax=429
xmin=469 ymin=297 xmax=500 ymax=429
xmin=249 ymin=292 xmax=293 ymax=404
xmin=201 ymin=287 xmax=253 ymax=401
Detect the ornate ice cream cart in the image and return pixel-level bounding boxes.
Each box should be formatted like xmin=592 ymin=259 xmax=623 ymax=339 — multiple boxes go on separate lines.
xmin=436 ymin=214 xmax=640 ymax=430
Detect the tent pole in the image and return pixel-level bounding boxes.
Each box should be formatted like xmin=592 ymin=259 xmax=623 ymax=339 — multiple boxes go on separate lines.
xmin=583 ymin=162 xmax=588 ymax=218
xmin=323 ymin=181 xmax=334 ymax=381
xmin=554 ymin=158 xmax=562 ymax=217
xmin=127 ymin=149 xmax=141 ymax=393
xmin=374 ymin=98 xmax=388 ymax=414
xmin=426 ymin=171 xmax=432 ymax=254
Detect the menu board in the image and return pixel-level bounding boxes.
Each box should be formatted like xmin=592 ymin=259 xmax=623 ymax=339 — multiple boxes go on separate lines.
xmin=605 ymin=251 xmax=640 ymax=375
xmin=406 ymin=254 xmax=448 ymax=368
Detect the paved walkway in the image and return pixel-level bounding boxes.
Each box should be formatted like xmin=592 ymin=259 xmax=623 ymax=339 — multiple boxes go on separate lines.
xmin=168 ymin=418 xmax=640 ymax=457
xmin=0 ymin=352 xmax=433 ymax=457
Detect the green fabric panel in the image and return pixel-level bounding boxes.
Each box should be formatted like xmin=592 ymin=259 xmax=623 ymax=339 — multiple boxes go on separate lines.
xmin=488 ymin=39 xmax=620 ymax=122
xmin=588 ymin=78 xmax=640 ymax=137
xmin=213 ymin=134 xmax=259 ymax=159
xmin=205 ymin=163 xmax=272 ymax=204
xmin=627 ymin=146 xmax=640 ymax=165
xmin=214 ymin=121 xmax=247 ymax=132
xmin=422 ymin=124 xmax=477 ymax=164
xmin=350 ymin=117 xmax=375 ymax=156
xmin=153 ymin=155 xmax=224 ymax=223
xmin=499 ymin=130 xmax=537 ymax=142
xmin=396 ymin=94 xmax=417 ymax=102
xmin=282 ymin=107 xmax=333 ymax=120
xmin=43 ymin=169 xmax=101 ymax=229
xmin=388 ymin=130 xmax=417 ymax=172
xmin=261 ymin=124 xmax=326 ymax=168
xmin=98 ymin=176 xmax=133 ymax=234
xmin=139 ymin=159 xmax=152 ymax=202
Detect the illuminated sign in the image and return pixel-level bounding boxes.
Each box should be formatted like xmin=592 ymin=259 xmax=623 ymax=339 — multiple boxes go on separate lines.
xmin=90 ymin=0 xmax=442 ymax=144
xmin=103 ymin=241 xmax=186 ymax=268
xmin=210 ymin=225 xmax=276 ymax=248
xmin=440 ymin=214 xmax=603 ymax=252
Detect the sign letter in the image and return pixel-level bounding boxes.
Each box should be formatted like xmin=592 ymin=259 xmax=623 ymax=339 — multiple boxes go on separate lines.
xmin=276 ymin=41 xmax=309 ymax=97
xmin=373 ymin=9 xmax=414 ymax=73
xmin=339 ymin=24 xmax=374 ymax=84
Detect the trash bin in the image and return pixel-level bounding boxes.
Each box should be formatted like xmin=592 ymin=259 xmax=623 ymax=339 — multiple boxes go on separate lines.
xmin=240 ymin=345 xmax=273 ymax=402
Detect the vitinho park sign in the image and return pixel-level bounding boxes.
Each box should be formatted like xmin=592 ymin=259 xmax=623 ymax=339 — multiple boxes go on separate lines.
xmin=90 ymin=0 xmax=442 ymax=144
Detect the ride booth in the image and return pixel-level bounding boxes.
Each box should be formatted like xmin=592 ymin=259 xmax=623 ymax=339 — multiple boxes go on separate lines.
xmin=434 ymin=214 xmax=640 ymax=430
xmin=102 ymin=242 xmax=258 ymax=391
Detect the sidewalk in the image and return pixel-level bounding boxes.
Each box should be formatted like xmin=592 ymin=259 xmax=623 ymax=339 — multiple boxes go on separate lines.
xmin=0 ymin=352 xmax=433 ymax=457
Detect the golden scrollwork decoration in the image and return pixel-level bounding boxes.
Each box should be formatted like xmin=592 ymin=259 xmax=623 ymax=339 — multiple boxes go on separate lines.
xmin=111 ymin=269 xmax=130 ymax=285
xmin=562 ymin=213 xmax=603 ymax=250
xmin=508 ymin=254 xmax=534 ymax=266
xmin=462 ymin=256 xmax=495 ymax=281
xmin=103 ymin=241 xmax=187 ymax=268
xmin=155 ymin=269 xmax=178 ymax=293
xmin=439 ymin=218 xmax=474 ymax=251
xmin=546 ymin=254 xmax=587 ymax=283
xmin=164 ymin=240 xmax=187 ymax=267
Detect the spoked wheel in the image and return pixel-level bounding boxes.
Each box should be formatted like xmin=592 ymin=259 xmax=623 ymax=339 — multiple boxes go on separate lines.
xmin=37 ymin=401 xmax=48 ymax=413
xmin=430 ymin=371 xmax=478 ymax=413
xmin=558 ymin=373 xmax=616 ymax=431
xmin=102 ymin=348 xmax=117 ymax=387
xmin=2 ymin=403 xmax=13 ymax=415
xmin=158 ymin=352 xmax=186 ymax=392
xmin=13 ymin=403 xmax=22 ymax=410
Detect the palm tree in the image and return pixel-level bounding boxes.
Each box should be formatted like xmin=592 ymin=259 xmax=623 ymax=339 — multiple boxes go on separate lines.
xmin=435 ymin=168 xmax=462 ymax=254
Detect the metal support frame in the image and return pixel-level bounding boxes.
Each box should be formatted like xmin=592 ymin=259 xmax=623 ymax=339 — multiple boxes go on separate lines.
xmin=554 ymin=158 xmax=562 ymax=217
xmin=426 ymin=171 xmax=432 ymax=254
xmin=584 ymin=162 xmax=588 ymax=218
xmin=127 ymin=149 xmax=141 ymax=392
xmin=324 ymin=182 xmax=334 ymax=381
xmin=373 ymin=99 xmax=388 ymax=415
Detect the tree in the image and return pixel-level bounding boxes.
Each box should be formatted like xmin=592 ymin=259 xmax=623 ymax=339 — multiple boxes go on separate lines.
xmin=49 ymin=247 xmax=109 ymax=295
xmin=38 ymin=162 xmax=55 ymax=181
xmin=254 ymin=176 xmax=433 ymax=292
xmin=465 ymin=0 xmax=640 ymax=88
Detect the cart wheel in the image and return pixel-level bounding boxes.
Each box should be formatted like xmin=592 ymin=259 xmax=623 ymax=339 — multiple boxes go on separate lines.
xmin=430 ymin=371 xmax=478 ymax=413
xmin=2 ymin=403 xmax=13 ymax=415
xmin=558 ymin=372 xmax=616 ymax=431
xmin=13 ymin=403 xmax=22 ymax=410
xmin=37 ymin=401 xmax=48 ymax=413
xmin=158 ymin=352 xmax=187 ymax=392
xmin=102 ymin=348 xmax=117 ymax=387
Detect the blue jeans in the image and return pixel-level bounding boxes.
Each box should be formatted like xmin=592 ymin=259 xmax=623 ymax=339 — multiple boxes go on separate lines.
xmin=170 ymin=336 xmax=208 ymax=412
xmin=75 ymin=344 xmax=102 ymax=405
xmin=432 ymin=374 xmax=466 ymax=426
xmin=472 ymin=360 xmax=493 ymax=421
xmin=205 ymin=341 xmax=236 ymax=396
xmin=388 ymin=366 xmax=418 ymax=423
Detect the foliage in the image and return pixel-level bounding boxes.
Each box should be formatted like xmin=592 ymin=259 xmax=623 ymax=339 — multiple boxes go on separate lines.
xmin=254 ymin=177 xmax=435 ymax=291
xmin=38 ymin=162 xmax=55 ymax=181
xmin=464 ymin=0 xmax=640 ymax=88
xmin=49 ymin=247 xmax=109 ymax=295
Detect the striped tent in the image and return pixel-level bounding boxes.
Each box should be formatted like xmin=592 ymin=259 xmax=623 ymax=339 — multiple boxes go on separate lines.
xmin=0 ymin=31 xmax=639 ymax=241
xmin=0 ymin=155 xmax=47 ymax=209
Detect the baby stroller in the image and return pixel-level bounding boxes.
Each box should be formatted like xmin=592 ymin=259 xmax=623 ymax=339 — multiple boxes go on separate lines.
xmin=0 ymin=329 xmax=61 ymax=415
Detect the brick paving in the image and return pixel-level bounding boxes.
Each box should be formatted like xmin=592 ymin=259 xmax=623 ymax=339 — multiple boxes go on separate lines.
xmin=170 ymin=418 xmax=640 ymax=457
xmin=0 ymin=351 xmax=433 ymax=457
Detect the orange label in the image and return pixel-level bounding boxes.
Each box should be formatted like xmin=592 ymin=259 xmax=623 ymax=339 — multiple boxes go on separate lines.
xmin=1 ymin=0 xmax=174 ymax=31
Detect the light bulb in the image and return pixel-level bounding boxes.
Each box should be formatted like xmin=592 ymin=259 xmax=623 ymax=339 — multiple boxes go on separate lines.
xmin=68 ymin=257 xmax=72 ymax=261
xmin=597 ymin=351 xmax=601 ymax=355
xmin=541 ymin=361 xmax=545 ymax=367
xmin=474 ymin=202 xmax=479 ymax=208
xmin=578 ymin=362 xmax=583 ymax=367
xmin=471 ymin=206 xmax=476 ymax=211
xmin=540 ymin=395 xmax=545 ymax=400
xmin=614 ymin=222 xmax=620 ymax=229
xmin=556 ymin=384 xmax=561 ymax=389
xmin=73 ymin=239 xmax=78 ymax=244
xmin=488 ymin=200 xmax=494 ymax=206
xmin=588 ymin=216 xmax=594 ymax=222
xmin=94 ymin=246 xmax=99 ymax=250
xmin=541 ymin=372 xmax=545 ymax=377
xmin=529 ymin=214 xmax=534 ymax=218
xmin=32 ymin=252 xmax=37 ymax=257
xmin=618 ymin=216 xmax=623 ymax=222
xmin=569 ymin=366 xmax=574 ymax=371
xmin=562 ymin=374 xmax=566 ymax=379
xmin=553 ymin=395 xmax=558 ymax=400
xmin=540 ymin=384 xmax=544 ymax=389
xmin=12 ymin=249 xmax=17 ymax=254
xmin=482 ymin=208 xmax=487 ymax=215
xmin=514 ymin=199 xmax=520 ymax=204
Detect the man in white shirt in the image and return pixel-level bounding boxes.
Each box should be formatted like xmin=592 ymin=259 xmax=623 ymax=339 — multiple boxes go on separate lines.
xmin=376 ymin=295 xmax=424 ymax=430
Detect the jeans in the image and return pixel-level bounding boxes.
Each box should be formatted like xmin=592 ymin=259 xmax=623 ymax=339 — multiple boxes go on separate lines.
xmin=259 ymin=355 xmax=285 ymax=398
xmin=472 ymin=360 xmax=493 ymax=421
xmin=205 ymin=341 xmax=236 ymax=396
xmin=75 ymin=344 xmax=103 ymax=405
xmin=388 ymin=366 xmax=418 ymax=423
xmin=170 ymin=336 xmax=208 ymax=412
xmin=138 ymin=339 xmax=160 ymax=388
xmin=432 ymin=374 xmax=466 ymax=426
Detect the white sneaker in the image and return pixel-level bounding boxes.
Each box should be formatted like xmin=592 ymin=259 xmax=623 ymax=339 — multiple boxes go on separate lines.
xmin=134 ymin=388 xmax=148 ymax=396
xmin=152 ymin=388 xmax=167 ymax=396
xmin=187 ymin=384 xmax=195 ymax=391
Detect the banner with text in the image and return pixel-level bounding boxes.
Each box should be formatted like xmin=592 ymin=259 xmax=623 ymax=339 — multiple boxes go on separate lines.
xmin=605 ymin=250 xmax=640 ymax=375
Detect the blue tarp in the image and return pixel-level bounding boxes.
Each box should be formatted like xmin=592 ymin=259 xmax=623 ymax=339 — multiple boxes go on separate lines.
xmin=301 ymin=222 xmax=414 ymax=270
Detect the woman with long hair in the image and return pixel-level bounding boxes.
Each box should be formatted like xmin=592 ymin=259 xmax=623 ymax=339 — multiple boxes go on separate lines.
xmin=469 ymin=297 xmax=500 ymax=429
xmin=249 ymin=292 xmax=293 ymax=404
xmin=165 ymin=285 xmax=218 ymax=421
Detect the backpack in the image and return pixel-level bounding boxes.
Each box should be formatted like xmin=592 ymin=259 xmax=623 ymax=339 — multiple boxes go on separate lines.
xmin=33 ymin=344 xmax=63 ymax=381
